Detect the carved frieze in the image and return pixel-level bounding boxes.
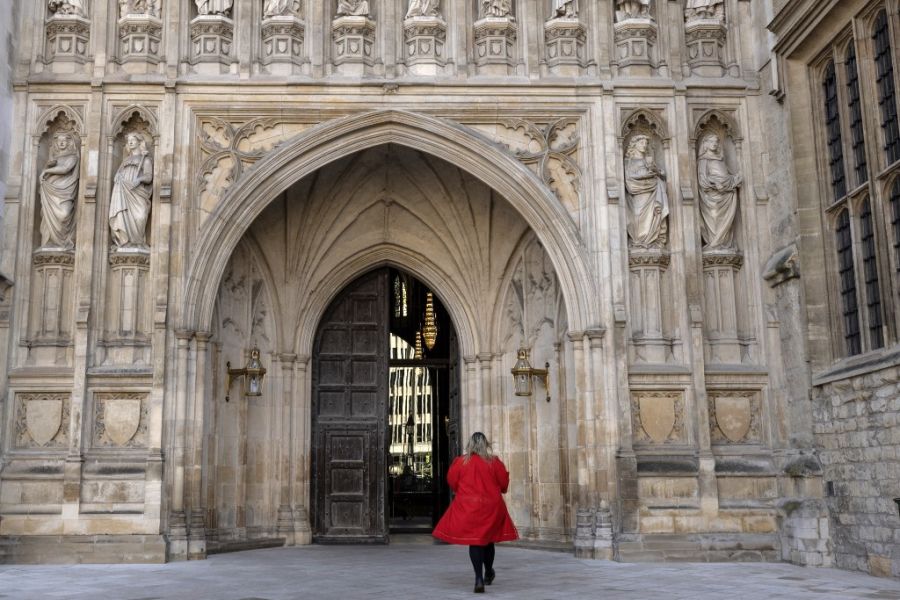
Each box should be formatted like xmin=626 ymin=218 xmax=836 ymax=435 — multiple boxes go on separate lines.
xmin=14 ymin=393 xmax=71 ymax=449
xmin=632 ymin=391 xmax=685 ymax=444
xmin=93 ymin=393 xmax=149 ymax=447
xmin=709 ymin=390 xmax=761 ymax=444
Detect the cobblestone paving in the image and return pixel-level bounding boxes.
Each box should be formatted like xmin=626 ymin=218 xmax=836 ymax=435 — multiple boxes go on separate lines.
xmin=1 ymin=540 xmax=899 ymax=600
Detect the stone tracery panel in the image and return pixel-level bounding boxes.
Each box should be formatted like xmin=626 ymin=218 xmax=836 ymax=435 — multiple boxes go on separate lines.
xmin=631 ymin=390 xmax=686 ymax=445
xmin=92 ymin=392 xmax=150 ymax=448
xmin=14 ymin=392 xmax=71 ymax=449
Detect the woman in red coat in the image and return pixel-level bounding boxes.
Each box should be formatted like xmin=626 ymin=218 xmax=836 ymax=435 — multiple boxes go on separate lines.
xmin=433 ymin=432 xmax=518 ymax=593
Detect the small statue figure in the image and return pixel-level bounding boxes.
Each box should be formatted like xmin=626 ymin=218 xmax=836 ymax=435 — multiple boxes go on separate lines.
xmin=120 ymin=0 xmax=161 ymax=18
xmin=406 ymin=0 xmax=439 ymax=19
xmin=697 ymin=133 xmax=742 ymax=250
xmin=616 ymin=0 xmax=651 ymax=21
xmin=39 ymin=132 xmax=80 ymax=249
xmin=624 ymin=134 xmax=669 ymax=248
xmin=685 ymin=0 xmax=724 ymax=24
xmin=552 ymin=0 xmax=577 ymax=18
xmin=109 ymin=133 xmax=154 ymax=249
xmin=479 ymin=0 xmax=511 ymax=19
xmin=263 ymin=0 xmax=301 ymax=17
xmin=336 ymin=0 xmax=369 ymax=17
xmin=195 ymin=0 xmax=233 ymax=17
xmin=48 ymin=0 xmax=87 ymax=17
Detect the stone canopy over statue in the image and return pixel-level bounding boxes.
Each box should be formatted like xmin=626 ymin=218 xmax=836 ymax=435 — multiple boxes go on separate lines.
xmin=624 ymin=134 xmax=669 ymax=248
xmin=685 ymin=0 xmax=724 ymax=23
xmin=480 ymin=0 xmax=512 ymax=19
xmin=552 ymin=0 xmax=577 ymax=18
xmin=697 ymin=132 xmax=741 ymax=250
xmin=109 ymin=133 xmax=154 ymax=249
xmin=406 ymin=0 xmax=440 ymax=19
xmin=616 ymin=0 xmax=651 ymax=21
xmin=39 ymin=132 xmax=80 ymax=249
xmin=195 ymin=0 xmax=233 ymax=17
xmin=336 ymin=0 xmax=370 ymax=17
xmin=263 ymin=0 xmax=301 ymax=17
xmin=48 ymin=0 xmax=87 ymax=17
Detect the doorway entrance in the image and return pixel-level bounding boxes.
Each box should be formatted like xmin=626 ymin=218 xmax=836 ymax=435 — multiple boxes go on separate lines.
xmin=311 ymin=267 xmax=460 ymax=543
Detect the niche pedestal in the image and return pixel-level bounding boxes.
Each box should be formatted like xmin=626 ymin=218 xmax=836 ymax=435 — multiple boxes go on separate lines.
xmin=45 ymin=14 xmax=90 ymax=73
xmin=629 ymin=248 xmax=671 ymax=363
xmin=474 ymin=17 xmax=516 ymax=76
xmin=544 ymin=18 xmax=585 ymax=77
xmin=27 ymin=248 xmax=75 ymax=364
xmin=100 ymin=247 xmax=151 ymax=366
xmin=702 ymin=249 xmax=743 ymax=364
xmin=261 ymin=15 xmax=305 ymax=75
xmin=404 ymin=16 xmax=446 ymax=76
xmin=190 ymin=14 xmax=234 ymax=74
xmin=118 ymin=13 xmax=162 ymax=72
xmin=614 ymin=18 xmax=656 ymax=77
xmin=332 ymin=15 xmax=375 ymax=76
xmin=685 ymin=19 xmax=725 ymax=77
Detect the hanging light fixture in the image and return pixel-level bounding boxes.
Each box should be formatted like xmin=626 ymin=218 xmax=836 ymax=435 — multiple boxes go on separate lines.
xmin=414 ymin=330 xmax=424 ymax=360
xmin=423 ymin=292 xmax=438 ymax=350
xmin=510 ymin=348 xmax=550 ymax=402
xmin=226 ymin=347 xmax=267 ymax=401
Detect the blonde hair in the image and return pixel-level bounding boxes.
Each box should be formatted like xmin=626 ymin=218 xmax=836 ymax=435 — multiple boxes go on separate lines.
xmin=464 ymin=431 xmax=494 ymax=463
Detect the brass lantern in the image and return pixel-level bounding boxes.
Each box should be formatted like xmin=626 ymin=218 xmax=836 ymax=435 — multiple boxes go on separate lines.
xmin=226 ymin=347 xmax=267 ymax=401
xmin=510 ymin=348 xmax=550 ymax=402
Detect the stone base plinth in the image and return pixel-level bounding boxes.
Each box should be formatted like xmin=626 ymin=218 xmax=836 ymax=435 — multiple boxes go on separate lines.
xmin=544 ymin=18 xmax=585 ymax=77
xmin=28 ymin=248 xmax=75 ymax=363
xmin=685 ymin=19 xmax=726 ymax=77
xmin=474 ymin=17 xmax=516 ymax=76
xmin=293 ymin=506 xmax=312 ymax=545
xmin=332 ymin=15 xmax=375 ymax=76
xmin=702 ymin=249 xmax=744 ymax=364
xmin=190 ymin=15 xmax=234 ymax=73
xmin=404 ymin=16 xmax=446 ymax=76
xmin=118 ymin=14 xmax=162 ymax=71
xmin=102 ymin=247 xmax=150 ymax=364
xmin=629 ymin=248 xmax=671 ymax=364
xmin=45 ymin=15 xmax=90 ymax=73
xmin=261 ymin=15 xmax=305 ymax=74
xmin=0 ymin=534 xmax=167 ymax=564
xmin=614 ymin=18 xmax=657 ymax=77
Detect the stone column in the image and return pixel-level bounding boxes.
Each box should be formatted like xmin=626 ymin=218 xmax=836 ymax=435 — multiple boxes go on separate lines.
xmin=473 ymin=16 xmax=516 ymax=75
xmin=463 ymin=356 xmax=478 ymax=440
xmin=477 ymin=353 xmax=493 ymax=439
xmin=261 ymin=15 xmax=305 ymax=75
xmin=332 ymin=15 xmax=375 ymax=76
xmin=168 ymin=329 xmax=193 ymax=560
xmin=543 ymin=17 xmax=585 ymax=77
xmin=628 ymin=248 xmax=670 ymax=363
xmin=277 ymin=352 xmax=296 ymax=544
xmin=404 ymin=16 xmax=446 ymax=76
xmin=702 ymin=250 xmax=743 ymax=364
xmin=569 ymin=331 xmax=595 ymax=558
xmin=187 ymin=331 xmax=211 ymax=560
xmin=585 ymin=329 xmax=613 ymax=559
xmin=292 ymin=355 xmax=312 ymax=544
xmin=613 ymin=17 xmax=656 ymax=77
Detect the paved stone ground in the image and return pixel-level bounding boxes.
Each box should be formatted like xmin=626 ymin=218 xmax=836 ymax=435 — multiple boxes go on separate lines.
xmin=1 ymin=540 xmax=899 ymax=600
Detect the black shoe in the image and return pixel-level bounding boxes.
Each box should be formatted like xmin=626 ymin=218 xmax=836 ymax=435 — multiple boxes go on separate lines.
xmin=474 ymin=579 xmax=485 ymax=593
xmin=485 ymin=569 xmax=495 ymax=585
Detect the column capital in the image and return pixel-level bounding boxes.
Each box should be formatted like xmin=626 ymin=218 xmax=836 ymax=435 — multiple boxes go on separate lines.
xmin=175 ymin=328 xmax=194 ymax=341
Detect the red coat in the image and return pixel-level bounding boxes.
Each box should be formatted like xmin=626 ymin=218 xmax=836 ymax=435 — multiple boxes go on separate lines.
xmin=432 ymin=454 xmax=519 ymax=545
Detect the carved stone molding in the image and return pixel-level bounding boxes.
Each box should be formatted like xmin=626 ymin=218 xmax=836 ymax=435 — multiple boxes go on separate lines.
xmin=632 ymin=391 xmax=685 ymax=445
xmin=544 ymin=18 xmax=586 ymax=76
xmin=404 ymin=16 xmax=446 ymax=76
xmin=708 ymin=390 xmax=761 ymax=444
xmin=14 ymin=392 xmax=71 ymax=449
xmin=629 ymin=248 xmax=670 ymax=268
xmin=93 ymin=392 xmax=149 ymax=448
xmin=702 ymin=249 xmax=743 ymax=269
xmin=473 ymin=17 xmax=517 ymax=75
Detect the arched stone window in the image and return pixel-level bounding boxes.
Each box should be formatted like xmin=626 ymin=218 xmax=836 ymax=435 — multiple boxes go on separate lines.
xmin=845 ymin=43 xmax=868 ymax=186
xmin=859 ymin=198 xmax=884 ymax=349
xmin=890 ymin=178 xmax=900 ymax=272
xmin=835 ymin=209 xmax=861 ymax=356
xmin=823 ymin=60 xmax=847 ymax=202
xmin=873 ymin=10 xmax=900 ymax=165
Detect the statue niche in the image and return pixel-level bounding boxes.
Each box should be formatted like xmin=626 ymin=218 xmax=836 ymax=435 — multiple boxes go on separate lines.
xmin=109 ymin=132 xmax=154 ymax=249
xmin=39 ymin=130 xmax=80 ymax=250
xmin=624 ymin=133 xmax=668 ymax=249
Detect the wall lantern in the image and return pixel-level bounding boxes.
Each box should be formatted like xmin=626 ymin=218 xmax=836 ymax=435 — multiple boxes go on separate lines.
xmin=510 ymin=348 xmax=550 ymax=402
xmin=226 ymin=347 xmax=267 ymax=401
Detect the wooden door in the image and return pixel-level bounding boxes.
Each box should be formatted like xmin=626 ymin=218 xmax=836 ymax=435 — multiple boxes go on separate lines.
xmin=312 ymin=269 xmax=389 ymax=543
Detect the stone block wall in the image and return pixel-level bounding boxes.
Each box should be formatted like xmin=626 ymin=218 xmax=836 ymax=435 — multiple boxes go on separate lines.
xmin=813 ymin=364 xmax=900 ymax=577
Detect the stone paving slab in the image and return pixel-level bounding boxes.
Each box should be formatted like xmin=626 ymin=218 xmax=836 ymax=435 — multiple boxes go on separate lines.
xmin=0 ymin=542 xmax=898 ymax=600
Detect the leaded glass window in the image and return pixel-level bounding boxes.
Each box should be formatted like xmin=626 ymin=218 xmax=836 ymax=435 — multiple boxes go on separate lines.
xmin=874 ymin=11 xmax=900 ymax=165
xmin=824 ymin=61 xmax=848 ymax=201
xmin=836 ymin=209 xmax=862 ymax=355
xmin=891 ymin=178 xmax=900 ymax=272
xmin=846 ymin=43 xmax=868 ymax=185
xmin=859 ymin=199 xmax=884 ymax=349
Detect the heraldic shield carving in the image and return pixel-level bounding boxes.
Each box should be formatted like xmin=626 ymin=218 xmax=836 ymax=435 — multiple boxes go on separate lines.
xmin=25 ymin=398 xmax=63 ymax=446
xmin=103 ymin=398 xmax=142 ymax=446
xmin=713 ymin=395 xmax=752 ymax=443
xmin=638 ymin=394 xmax=676 ymax=443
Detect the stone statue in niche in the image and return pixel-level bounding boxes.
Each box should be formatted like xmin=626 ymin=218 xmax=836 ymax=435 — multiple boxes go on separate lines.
xmin=119 ymin=0 xmax=160 ymax=17
xmin=624 ymin=134 xmax=669 ymax=248
xmin=697 ymin=132 xmax=741 ymax=251
xmin=336 ymin=0 xmax=369 ymax=17
xmin=552 ymin=0 xmax=577 ymax=18
xmin=48 ymin=0 xmax=87 ymax=17
xmin=109 ymin=133 xmax=154 ymax=249
xmin=195 ymin=0 xmax=233 ymax=16
xmin=616 ymin=0 xmax=651 ymax=21
xmin=39 ymin=132 xmax=80 ymax=249
xmin=264 ymin=0 xmax=301 ymax=17
xmin=480 ymin=0 xmax=511 ymax=19
xmin=685 ymin=0 xmax=724 ymax=23
xmin=406 ymin=0 xmax=439 ymax=19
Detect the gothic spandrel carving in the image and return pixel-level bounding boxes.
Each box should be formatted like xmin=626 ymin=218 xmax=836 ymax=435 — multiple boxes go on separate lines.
xmin=697 ymin=132 xmax=741 ymax=251
xmin=39 ymin=131 xmax=80 ymax=250
xmin=196 ymin=0 xmax=233 ymax=17
xmin=109 ymin=133 xmax=154 ymax=249
xmin=624 ymin=134 xmax=668 ymax=249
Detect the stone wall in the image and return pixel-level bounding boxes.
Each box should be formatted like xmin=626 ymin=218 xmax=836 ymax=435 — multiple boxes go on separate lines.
xmin=0 ymin=0 xmax=16 ymax=296
xmin=813 ymin=364 xmax=900 ymax=577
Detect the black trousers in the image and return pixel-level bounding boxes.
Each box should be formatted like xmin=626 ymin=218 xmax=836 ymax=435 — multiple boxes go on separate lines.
xmin=468 ymin=543 xmax=495 ymax=581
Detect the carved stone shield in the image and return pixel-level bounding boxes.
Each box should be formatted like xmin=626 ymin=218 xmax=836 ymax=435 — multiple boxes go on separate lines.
xmin=714 ymin=395 xmax=752 ymax=443
xmin=25 ymin=398 xmax=63 ymax=446
xmin=103 ymin=399 xmax=142 ymax=446
xmin=639 ymin=395 xmax=675 ymax=443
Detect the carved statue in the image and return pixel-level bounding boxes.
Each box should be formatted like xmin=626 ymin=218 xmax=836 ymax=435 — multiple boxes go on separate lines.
xmin=685 ymin=0 xmax=724 ymax=23
xmin=120 ymin=0 xmax=161 ymax=18
xmin=109 ymin=133 xmax=154 ymax=249
xmin=624 ymin=134 xmax=669 ymax=248
xmin=552 ymin=0 xmax=577 ymax=18
xmin=48 ymin=0 xmax=87 ymax=17
xmin=195 ymin=0 xmax=233 ymax=16
xmin=263 ymin=0 xmax=301 ymax=17
xmin=39 ymin=132 xmax=80 ymax=249
xmin=616 ymin=0 xmax=651 ymax=21
xmin=336 ymin=0 xmax=369 ymax=17
xmin=480 ymin=0 xmax=511 ymax=19
xmin=406 ymin=0 xmax=439 ymax=19
xmin=697 ymin=133 xmax=742 ymax=250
